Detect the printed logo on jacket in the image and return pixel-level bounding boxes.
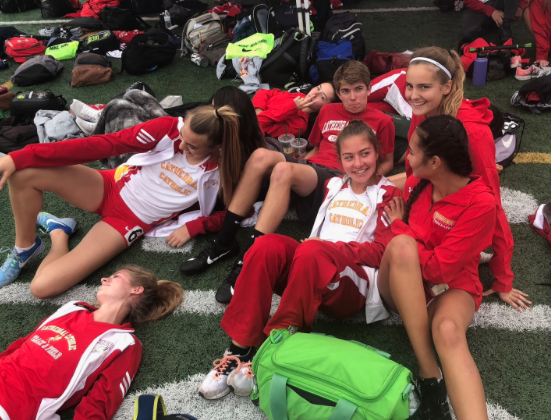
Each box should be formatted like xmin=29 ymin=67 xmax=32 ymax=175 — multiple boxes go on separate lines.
xmin=433 ymin=211 xmax=456 ymax=230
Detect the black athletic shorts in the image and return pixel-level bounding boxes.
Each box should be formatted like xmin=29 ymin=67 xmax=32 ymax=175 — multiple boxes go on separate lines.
xmin=284 ymin=154 xmax=343 ymax=224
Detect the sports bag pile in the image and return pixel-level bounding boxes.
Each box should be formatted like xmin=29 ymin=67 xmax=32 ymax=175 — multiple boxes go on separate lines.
xmin=4 ymin=37 xmax=46 ymax=63
xmin=322 ymin=12 xmax=365 ymax=61
xmin=11 ymin=55 xmax=63 ymax=86
xmin=121 ymin=29 xmax=178 ymax=75
xmin=251 ymin=329 xmax=417 ymax=420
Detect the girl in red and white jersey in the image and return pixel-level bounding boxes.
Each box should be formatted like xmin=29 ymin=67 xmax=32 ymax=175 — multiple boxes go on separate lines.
xmin=197 ymin=120 xmax=401 ymax=400
xmin=0 ymin=265 xmax=183 ymax=420
xmin=0 ymin=105 xmax=245 ymax=297
xmin=379 ymin=116 xmax=530 ymax=420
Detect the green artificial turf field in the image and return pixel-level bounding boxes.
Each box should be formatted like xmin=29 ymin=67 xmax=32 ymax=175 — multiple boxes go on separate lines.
xmin=1 ymin=1 xmax=551 ymax=419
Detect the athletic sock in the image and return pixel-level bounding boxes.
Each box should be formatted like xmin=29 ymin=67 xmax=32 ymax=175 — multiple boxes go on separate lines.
xmin=237 ymin=229 xmax=265 ymax=262
xmin=229 ymin=342 xmax=252 ymax=357
xmin=218 ymin=211 xmax=245 ymax=248
xmin=14 ymin=243 xmax=34 ymax=254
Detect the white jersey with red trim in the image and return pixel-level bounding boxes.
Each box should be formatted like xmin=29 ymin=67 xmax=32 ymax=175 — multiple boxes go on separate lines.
xmin=369 ymin=69 xmax=411 ymax=118
xmin=0 ymin=302 xmax=141 ymax=420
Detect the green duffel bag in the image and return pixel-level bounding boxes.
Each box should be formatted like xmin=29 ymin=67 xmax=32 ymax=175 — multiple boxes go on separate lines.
xmin=251 ymin=329 xmax=416 ymax=420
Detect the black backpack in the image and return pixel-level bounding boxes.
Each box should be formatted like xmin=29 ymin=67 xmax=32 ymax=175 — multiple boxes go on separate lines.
xmin=66 ymin=17 xmax=107 ymax=31
xmin=100 ymin=6 xmax=151 ymax=31
xmin=121 ymin=29 xmax=178 ymax=75
xmin=10 ymin=90 xmax=67 ymax=118
xmin=80 ymin=30 xmax=120 ymax=55
xmin=322 ymin=12 xmax=365 ymax=60
xmin=0 ymin=0 xmax=38 ymax=13
xmin=511 ymin=73 xmax=551 ymax=113
xmin=0 ymin=116 xmax=39 ymax=154
xmin=40 ymin=0 xmax=75 ymax=18
xmin=260 ymin=28 xmax=310 ymax=89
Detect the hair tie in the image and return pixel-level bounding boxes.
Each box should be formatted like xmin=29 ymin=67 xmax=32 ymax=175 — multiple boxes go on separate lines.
xmin=410 ymin=57 xmax=452 ymax=79
xmin=214 ymin=108 xmax=222 ymax=121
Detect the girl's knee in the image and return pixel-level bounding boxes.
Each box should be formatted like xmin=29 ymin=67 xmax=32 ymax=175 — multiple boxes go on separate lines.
xmin=432 ymin=316 xmax=465 ymax=351
xmin=270 ymin=162 xmax=295 ymax=186
xmin=247 ymin=148 xmax=280 ymax=173
xmin=386 ymin=235 xmax=418 ymax=261
xmin=294 ymin=240 xmax=327 ymax=261
xmin=29 ymin=276 xmax=55 ymax=299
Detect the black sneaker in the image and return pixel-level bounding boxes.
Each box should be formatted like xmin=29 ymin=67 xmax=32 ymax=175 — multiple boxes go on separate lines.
xmin=410 ymin=377 xmax=452 ymax=420
xmin=179 ymin=240 xmax=239 ymax=275
xmin=499 ymin=19 xmax=513 ymax=45
xmin=215 ymin=259 xmax=243 ymax=304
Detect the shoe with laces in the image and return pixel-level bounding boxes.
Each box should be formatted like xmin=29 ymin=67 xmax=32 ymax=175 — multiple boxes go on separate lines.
xmin=39 ymin=27 xmax=54 ymax=37
xmin=0 ymin=237 xmax=44 ymax=287
xmin=198 ymin=349 xmax=254 ymax=399
xmin=215 ymin=259 xmax=243 ymax=304
xmin=180 ymin=239 xmax=239 ymax=275
xmin=510 ymin=55 xmax=522 ymax=68
xmin=227 ymin=359 xmax=254 ymax=396
xmin=410 ymin=376 xmax=452 ymax=420
xmin=515 ymin=64 xmax=551 ymax=81
xmin=70 ymin=99 xmax=102 ymax=123
xmin=37 ymin=212 xmax=78 ymax=236
xmin=75 ymin=117 xmax=97 ymax=136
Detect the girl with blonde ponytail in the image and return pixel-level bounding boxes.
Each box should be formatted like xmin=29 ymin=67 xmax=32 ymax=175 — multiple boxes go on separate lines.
xmin=0 ymin=265 xmax=183 ymax=420
xmin=0 ymin=103 xmax=242 ymax=298
xmin=388 ymin=46 xmax=519 ymax=315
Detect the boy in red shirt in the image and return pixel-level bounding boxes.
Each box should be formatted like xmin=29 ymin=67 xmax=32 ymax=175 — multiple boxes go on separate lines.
xmin=180 ymin=61 xmax=395 ymax=304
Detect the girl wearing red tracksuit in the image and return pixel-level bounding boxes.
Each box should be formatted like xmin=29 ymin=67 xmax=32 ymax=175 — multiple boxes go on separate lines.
xmin=197 ymin=120 xmax=401 ymax=401
xmin=251 ymin=84 xmax=336 ymax=138
xmin=379 ymin=116 xmax=531 ymax=420
xmin=0 ymin=266 xmax=182 ymax=420
xmin=389 ymin=46 xmax=525 ymax=313
xmin=519 ymin=0 xmax=551 ymax=66
xmin=0 ymin=105 xmax=243 ymax=298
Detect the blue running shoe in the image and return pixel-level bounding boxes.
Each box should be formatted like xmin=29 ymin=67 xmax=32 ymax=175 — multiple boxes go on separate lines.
xmin=0 ymin=236 xmax=45 ymax=287
xmin=37 ymin=212 xmax=78 ymax=236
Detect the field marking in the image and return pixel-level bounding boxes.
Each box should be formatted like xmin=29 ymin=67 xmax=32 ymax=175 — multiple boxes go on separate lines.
xmin=113 ymin=374 xmax=519 ymax=420
xmin=1 ymin=283 xmax=549 ymax=332
xmin=501 ymin=187 xmax=537 ymax=224
xmin=514 ymin=152 xmax=551 ymax=164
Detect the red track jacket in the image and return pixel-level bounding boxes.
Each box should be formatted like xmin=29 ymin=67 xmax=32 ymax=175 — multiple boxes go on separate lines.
xmin=520 ymin=0 xmax=551 ymax=61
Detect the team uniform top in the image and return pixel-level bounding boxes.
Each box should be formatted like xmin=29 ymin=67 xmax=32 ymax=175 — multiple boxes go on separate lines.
xmin=252 ymin=89 xmax=310 ymax=138
xmin=368 ymin=68 xmax=410 ymax=118
xmin=307 ymin=103 xmax=395 ymax=172
xmin=0 ymin=302 xmax=141 ymax=420
xmin=392 ymin=176 xmax=497 ymax=310
xmin=8 ymin=117 xmax=225 ymax=238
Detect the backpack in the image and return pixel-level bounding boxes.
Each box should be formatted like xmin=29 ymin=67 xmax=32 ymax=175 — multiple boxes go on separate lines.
xmin=66 ymin=17 xmax=107 ymax=31
xmin=511 ymin=73 xmax=551 ymax=113
xmin=121 ymin=29 xmax=178 ymax=75
xmin=119 ymin=0 xmax=163 ymax=14
xmin=0 ymin=0 xmax=37 ymax=13
xmin=494 ymin=112 xmax=525 ymax=168
xmin=72 ymin=52 xmax=113 ymax=87
xmin=322 ymin=12 xmax=365 ymax=61
xmin=4 ymin=37 xmax=46 ymax=63
xmin=0 ymin=27 xmax=26 ymax=59
xmin=45 ymin=41 xmax=79 ymax=60
xmin=0 ymin=116 xmax=38 ymax=154
xmin=11 ymin=55 xmax=64 ymax=86
xmin=364 ymin=50 xmax=411 ymax=75
xmin=80 ymin=30 xmax=120 ymax=55
xmin=251 ymin=329 xmax=416 ymax=420
xmin=199 ymin=33 xmax=231 ymax=67
xmin=180 ymin=12 xmax=223 ymax=55
xmin=168 ymin=4 xmax=194 ymax=26
xmin=260 ymin=29 xmax=310 ymax=89
xmin=10 ymin=90 xmax=66 ymax=118
xmin=310 ymin=40 xmax=353 ymax=84
xmin=100 ymin=6 xmax=151 ymax=31
xmin=40 ymin=0 xmax=76 ymax=17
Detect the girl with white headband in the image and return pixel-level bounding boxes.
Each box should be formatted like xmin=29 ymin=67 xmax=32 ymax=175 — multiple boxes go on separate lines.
xmin=386 ymin=46 xmax=530 ymax=420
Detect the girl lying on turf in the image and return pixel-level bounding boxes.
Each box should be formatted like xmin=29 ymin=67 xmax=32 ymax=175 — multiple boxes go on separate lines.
xmin=197 ymin=119 xmax=401 ymax=400
xmin=389 ymin=46 xmax=528 ymax=312
xmin=0 ymin=104 xmax=251 ymax=297
xmin=379 ymin=116 xmax=530 ymax=420
xmin=0 ymin=265 xmax=183 ymax=420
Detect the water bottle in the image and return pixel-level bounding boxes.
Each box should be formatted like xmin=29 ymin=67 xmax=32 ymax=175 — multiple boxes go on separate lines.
xmin=164 ymin=10 xmax=172 ymax=28
xmin=472 ymin=51 xmax=488 ymax=86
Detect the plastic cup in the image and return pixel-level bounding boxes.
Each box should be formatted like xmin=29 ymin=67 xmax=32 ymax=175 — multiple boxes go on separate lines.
xmin=291 ymin=138 xmax=308 ymax=160
xmin=278 ymin=134 xmax=295 ymax=155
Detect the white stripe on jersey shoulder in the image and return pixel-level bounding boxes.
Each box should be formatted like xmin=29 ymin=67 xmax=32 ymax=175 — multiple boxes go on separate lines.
xmin=139 ymin=129 xmax=155 ymax=142
xmin=137 ymin=133 xmax=152 ymax=144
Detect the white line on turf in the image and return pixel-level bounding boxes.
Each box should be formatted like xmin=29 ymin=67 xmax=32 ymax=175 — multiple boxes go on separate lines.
xmin=5 ymin=7 xmax=441 ymax=25
xmin=501 ymin=187 xmax=538 ymax=224
xmin=1 ymin=283 xmax=548 ymax=332
xmin=113 ymin=375 xmax=519 ymax=420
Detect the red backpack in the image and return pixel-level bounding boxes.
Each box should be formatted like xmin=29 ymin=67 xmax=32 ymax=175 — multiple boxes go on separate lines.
xmin=5 ymin=37 xmax=45 ymax=63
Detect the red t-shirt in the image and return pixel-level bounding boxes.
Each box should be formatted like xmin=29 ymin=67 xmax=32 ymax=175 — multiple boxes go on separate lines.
xmin=307 ymin=103 xmax=395 ymax=172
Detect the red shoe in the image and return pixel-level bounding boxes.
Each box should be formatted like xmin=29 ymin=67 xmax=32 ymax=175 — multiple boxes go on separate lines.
xmin=515 ymin=64 xmax=551 ymax=81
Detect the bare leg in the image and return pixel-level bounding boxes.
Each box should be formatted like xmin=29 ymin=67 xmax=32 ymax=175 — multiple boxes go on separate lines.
xmin=387 ymin=172 xmax=406 ymax=191
xmin=30 ymin=221 xmax=127 ymax=298
xmin=377 ymin=235 xmax=441 ymax=379
xmin=8 ymin=165 xmax=105 ymax=248
xmin=428 ymin=290 xmax=488 ymax=420
xmin=227 ymin=149 xmax=286 ymax=216
xmin=255 ymin=162 xmax=319 ymax=234
xmin=523 ymin=7 xmax=532 ymax=34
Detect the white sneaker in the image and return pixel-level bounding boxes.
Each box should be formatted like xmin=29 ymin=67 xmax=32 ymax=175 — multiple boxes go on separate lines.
xmin=70 ymin=99 xmax=101 ymax=123
xmin=227 ymin=361 xmax=254 ymax=396
xmin=75 ymin=116 xmax=96 ymax=136
xmin=199 ymin=351 xmax=241 ymax=400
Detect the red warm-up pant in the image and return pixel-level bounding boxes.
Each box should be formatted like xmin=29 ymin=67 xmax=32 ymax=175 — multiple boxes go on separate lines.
xmin=220 ymin=235 xmax=369 ymax=347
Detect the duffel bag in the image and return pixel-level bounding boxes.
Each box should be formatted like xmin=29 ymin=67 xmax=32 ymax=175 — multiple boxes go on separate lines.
xmin=199 ymin=33 xmax=231 ymax=67
xmin=0 ymin=0 xmax=38 ymax=13
xmin=121 ymin=29 xmax=177 ymax=75
xmin=4 ymin=37 xmax=45 ymax=63
xmin=10 ymin=90 xmax=66 ymax=117
xmin=310 ymin=40 xmax=353 ymax=84
xmin=100 ymin=6 xmax=150 ymax=31
xmin=11 ymin=55 xmax=63 ymax=86
xmin=45 ymin=41 xmax=79 ymax=60
xmin=251 ymin=329 xmax=416 ymax=420
xmin=80 ymin=30 xmax=119 ymax=55
xmin=71 ymin=52 xmax=113 ymax=87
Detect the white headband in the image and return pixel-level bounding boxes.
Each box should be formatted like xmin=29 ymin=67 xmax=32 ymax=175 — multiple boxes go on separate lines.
xmin=409 ymin=57 xmax=452 ymax=79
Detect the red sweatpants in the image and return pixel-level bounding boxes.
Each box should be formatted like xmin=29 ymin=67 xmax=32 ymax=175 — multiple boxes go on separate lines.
xmin=220 ymin=235 xmax=369 ymax=347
